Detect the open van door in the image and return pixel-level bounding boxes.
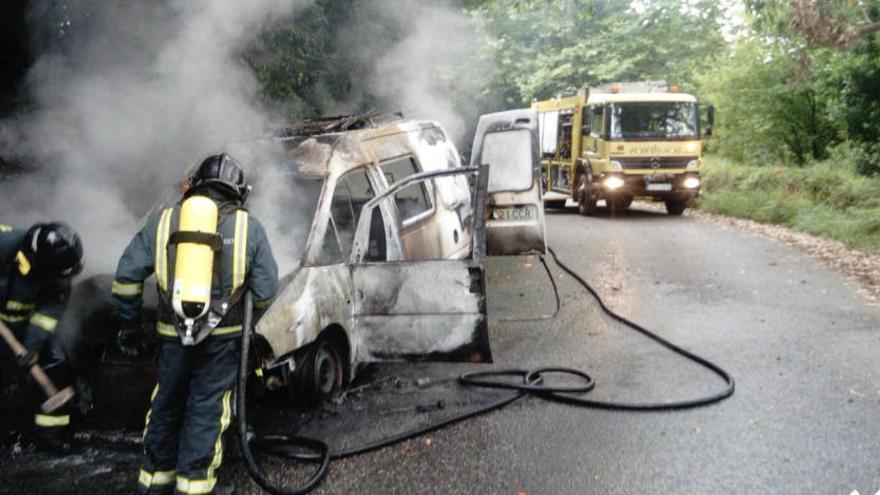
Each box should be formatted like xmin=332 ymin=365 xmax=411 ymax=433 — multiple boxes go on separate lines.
xmin=350 ymin=168 xmax=492 ymax=363
xmin=470 ymin=109 xmax=547 ymax=256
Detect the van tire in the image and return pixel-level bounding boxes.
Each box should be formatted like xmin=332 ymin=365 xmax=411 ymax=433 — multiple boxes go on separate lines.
xmin=285 ymin=338 xmax=344 ymax=404
xmin=577 ymin=175 xmax=597 ymax=216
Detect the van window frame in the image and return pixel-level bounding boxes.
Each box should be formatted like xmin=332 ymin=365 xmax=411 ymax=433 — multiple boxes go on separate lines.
xmin=379 ymin=155 xmax=436 ymax=229
xmin=309 ymin=165 xmax=377 ymax=266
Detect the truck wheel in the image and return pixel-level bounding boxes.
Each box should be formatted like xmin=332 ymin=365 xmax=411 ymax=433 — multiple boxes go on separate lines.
xmin=577 ymin=175 xmax=597 ymax=216
xmin=284 ymin=338 xmax=343 ymax=404
xmin=665 ymin=198 xmax=687 ymax=215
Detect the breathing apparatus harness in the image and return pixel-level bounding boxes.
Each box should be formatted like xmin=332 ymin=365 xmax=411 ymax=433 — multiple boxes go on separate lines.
xmin=163 ymin=196 xmax=247 ymax=346
xmin=234 ymin=247 xmax=736 ymax=495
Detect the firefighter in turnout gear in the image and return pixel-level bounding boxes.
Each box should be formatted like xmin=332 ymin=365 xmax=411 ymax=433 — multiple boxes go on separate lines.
xmin=113 ymin=154 xmax=278 ymax=495
xmin=0 ymin=222 xmax=83 ymax=453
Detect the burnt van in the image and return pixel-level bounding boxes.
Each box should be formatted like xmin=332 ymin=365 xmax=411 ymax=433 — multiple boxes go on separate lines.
xmin=59 ymin=110 xmax=546 ymax=405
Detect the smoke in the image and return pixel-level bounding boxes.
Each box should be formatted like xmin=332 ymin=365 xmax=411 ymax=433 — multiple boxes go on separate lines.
xmin=335 ymin=0 xmax=493 ymax=145
xmin=0 ymin=0 xmax=310 ymax=274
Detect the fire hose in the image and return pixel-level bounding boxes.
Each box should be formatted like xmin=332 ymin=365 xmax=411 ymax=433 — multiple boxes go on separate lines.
xmin=236 ymin=246 xmax=736 ymax=494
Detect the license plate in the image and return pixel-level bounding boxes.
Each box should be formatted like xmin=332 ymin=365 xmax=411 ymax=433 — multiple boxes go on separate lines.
xmin=493 ymin=206 xmax=534 ymax=221
xmin=646 ymin=183 xmax=672 ymax=191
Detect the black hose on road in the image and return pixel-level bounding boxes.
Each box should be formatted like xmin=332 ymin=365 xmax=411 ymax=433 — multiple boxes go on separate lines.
xmin=460 ymin=247 xmax=736 ymax=411
xmin=236 ymin=246 xmax=736 ymax=494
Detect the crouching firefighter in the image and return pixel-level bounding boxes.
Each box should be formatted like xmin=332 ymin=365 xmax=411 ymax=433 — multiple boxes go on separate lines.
xmin=112 ymin=153 xmax=278 ymax=495
xmin=0 ymin=222 xmax=83 ymax=453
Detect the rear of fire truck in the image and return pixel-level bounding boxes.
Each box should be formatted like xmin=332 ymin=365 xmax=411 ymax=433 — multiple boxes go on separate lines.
xmin=533 ymin=81 xmax=714 ymax=215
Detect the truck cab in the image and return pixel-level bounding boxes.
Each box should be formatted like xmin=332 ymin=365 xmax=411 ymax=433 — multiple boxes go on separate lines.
xmin=533 ymin=81 xmax=713 ymax=215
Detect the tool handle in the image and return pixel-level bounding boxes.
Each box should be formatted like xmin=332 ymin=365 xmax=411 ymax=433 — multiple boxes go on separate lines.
xmin=0 ymin=320 xmax=60 ymax=396
xmin=0 ymin=319 xmax=27 ymax=355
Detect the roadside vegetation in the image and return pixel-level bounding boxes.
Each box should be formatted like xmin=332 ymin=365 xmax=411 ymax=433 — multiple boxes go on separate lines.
xmin=699 ymin=154 xmax=880 ymax=252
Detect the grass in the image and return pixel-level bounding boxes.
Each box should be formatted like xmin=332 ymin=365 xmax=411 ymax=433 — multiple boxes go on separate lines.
xmin=697 ymin=155 xmax=880 ymax=253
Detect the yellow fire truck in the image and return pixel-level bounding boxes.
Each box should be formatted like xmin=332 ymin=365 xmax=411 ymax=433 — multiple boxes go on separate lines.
xmin=532 ymin=81 xmax=714 ymax=215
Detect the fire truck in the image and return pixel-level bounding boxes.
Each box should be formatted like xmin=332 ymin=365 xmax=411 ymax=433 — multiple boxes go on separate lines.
xmin=532 ymin=81 xmax=714 ymax=215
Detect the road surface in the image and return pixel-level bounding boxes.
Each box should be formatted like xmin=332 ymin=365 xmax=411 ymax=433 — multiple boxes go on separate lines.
xmin=3 ymin=204 xmax=879 ymax=494
xmin=256 ymin=205 xmax=880 ymax=494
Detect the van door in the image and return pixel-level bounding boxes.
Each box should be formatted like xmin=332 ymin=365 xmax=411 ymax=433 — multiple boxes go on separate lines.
xmin=349 ymin=168 xmax=491 ymax=363
xmin=470 ymin=109 xmax=547 ymax=256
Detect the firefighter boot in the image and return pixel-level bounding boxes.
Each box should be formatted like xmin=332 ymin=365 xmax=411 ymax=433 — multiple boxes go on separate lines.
xmin=31 ymin=415 xmax=73 ymax=454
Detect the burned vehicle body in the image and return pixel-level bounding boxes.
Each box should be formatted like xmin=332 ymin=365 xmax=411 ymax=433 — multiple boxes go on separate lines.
xmin=58 ymin=110 xmax=546 ymax=406
xmin=255 ymin=120 xmax=491 ymax=399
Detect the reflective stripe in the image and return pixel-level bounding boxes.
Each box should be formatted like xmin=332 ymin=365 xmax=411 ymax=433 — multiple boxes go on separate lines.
xmin=156 ymin=321 xmax=177 ymax=338
xmin=254 ymin=368 xmax=264 ymax=377
xmin=30 ymin=313 xmax=58 ymax=333
xmin=232 ymin=211 xmax=248 ymax=290
xmin=211 ymin=325 xmax=242 ymax=336
xmin=112 ymin=280 xmax=143 ymax=297
xmin=204 ymin=390 xmax=233 ymax=486
xmin=6 ymin=300 xmax=36 ymax=311
xmin=175 ymin=477 xmax=216 ymax=495
xmin=254 ymin=297 xmax=274 ymax=309
xmin=155 ymin=208 xmax=174 ymax=292
xmin=143 ymin=385 xmax=159 ymax=439
xmin=0 ymin=312 xmax=28 ymax=323
xmin=34 ymin=414 xmax=70 ymax=427
xmin=0 ymin=224 xmax=11 ymax=232
xmin=156 ymin=321 xmax=241 ymax=337
xmin=139 ymin=469 xmax=175 ymax=488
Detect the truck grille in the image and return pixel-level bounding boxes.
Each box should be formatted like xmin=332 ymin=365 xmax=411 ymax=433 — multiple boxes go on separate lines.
xmin=616 ymin=156 xmax=694 ymax=170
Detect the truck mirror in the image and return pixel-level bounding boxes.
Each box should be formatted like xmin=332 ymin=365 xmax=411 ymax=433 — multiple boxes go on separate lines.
xmin=705 ymin=104 xmax=715 ymax=137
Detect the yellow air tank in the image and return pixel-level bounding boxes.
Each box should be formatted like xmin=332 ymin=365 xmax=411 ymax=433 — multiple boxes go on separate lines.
xmin=172 ymin=195 xmax=218 ymax=321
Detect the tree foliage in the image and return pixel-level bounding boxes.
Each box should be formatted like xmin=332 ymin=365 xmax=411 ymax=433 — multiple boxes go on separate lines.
xmin=471 ymin=0 xmax=728 ymax=105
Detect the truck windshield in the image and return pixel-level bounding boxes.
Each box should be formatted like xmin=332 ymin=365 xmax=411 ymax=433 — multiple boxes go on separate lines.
xmin=608 ymin=102 xmax=698 ymax=141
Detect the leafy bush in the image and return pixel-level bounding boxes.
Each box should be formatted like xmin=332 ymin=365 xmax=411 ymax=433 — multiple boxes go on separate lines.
xmin=699 ymin=155 xmax=880 ymax=252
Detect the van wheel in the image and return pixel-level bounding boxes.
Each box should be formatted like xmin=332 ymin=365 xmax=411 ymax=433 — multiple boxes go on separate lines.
xmin=284 ymin=338 xmax=343 ymax=404
xmin=577 ymin=175 xmax=597 ymax=216
xmin=665 ymin=198 xmax=687 ymax=216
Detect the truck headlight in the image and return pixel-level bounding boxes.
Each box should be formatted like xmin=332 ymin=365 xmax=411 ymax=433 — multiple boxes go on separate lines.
xmin=603 ymin=175 xmax=625 ymax=190
xmin=683 ymin=176 xmax=701 ymax=189
xmin=686 ymin=159 xmax=699 ymax=170
xmin=610 ymin=160 xmax=623 ymax=171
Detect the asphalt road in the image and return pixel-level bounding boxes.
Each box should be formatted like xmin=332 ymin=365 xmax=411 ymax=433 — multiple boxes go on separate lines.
xmin=3 ymin=203 xmax=879 ymax=494
xmin=249 ymin=204 xmax=880 ymax=495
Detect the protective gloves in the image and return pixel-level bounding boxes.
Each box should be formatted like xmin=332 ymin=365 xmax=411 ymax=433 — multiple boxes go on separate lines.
xmin=16 ymin=350 xmax=38 ymax=369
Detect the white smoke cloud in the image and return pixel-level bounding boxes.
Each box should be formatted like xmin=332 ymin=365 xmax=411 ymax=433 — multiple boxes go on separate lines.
xmin=336 ymin=0 xmax=493 ymax=145
xmin=0 ymin=0 xmax=310 ymax=274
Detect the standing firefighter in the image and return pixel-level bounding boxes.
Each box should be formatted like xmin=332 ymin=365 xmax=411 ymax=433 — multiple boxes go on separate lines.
xmin=112 ymin=154 xmax=278 ymax=495
xmin=0 ymin=222 xmax=83 ymax=453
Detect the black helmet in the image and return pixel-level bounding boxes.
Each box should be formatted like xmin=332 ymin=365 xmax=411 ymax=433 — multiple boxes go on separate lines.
xmin=187 ymin=153 xmax=249 ymax=202
xmin=21 ymin=223 xmax=84 ymax=278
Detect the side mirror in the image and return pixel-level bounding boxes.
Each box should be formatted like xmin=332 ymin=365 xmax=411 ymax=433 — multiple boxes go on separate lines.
xmin=705 ymin=104 xmax=715 ymax=137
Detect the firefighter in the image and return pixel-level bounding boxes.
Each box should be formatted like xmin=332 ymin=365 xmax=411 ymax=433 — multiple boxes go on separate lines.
xmin=0 ymin=222 xmax=83 ymax=453
xmin=112 ymin=153 xmax=277 ymax=495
